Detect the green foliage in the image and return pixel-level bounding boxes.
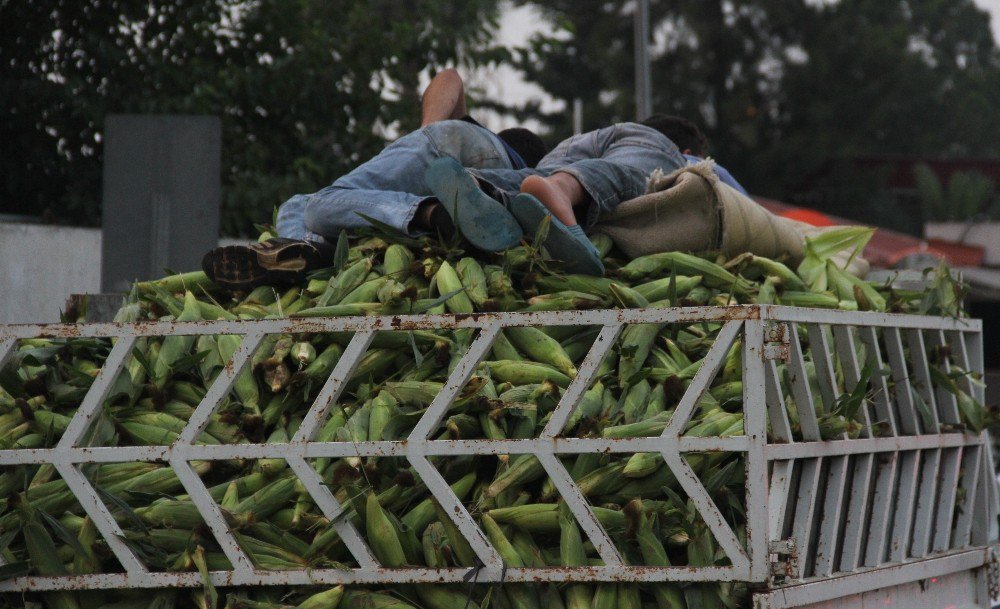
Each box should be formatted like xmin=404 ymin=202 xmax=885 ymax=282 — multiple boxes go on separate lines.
xmin=1 ymin=0 xmax=504 ymax=234
xmin=915 ymin=163 xmax=997 ymax=221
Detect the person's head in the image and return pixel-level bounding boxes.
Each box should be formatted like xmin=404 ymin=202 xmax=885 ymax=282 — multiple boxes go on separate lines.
xmin=639 ymin=114 xmax=709 ymax=157
xmin=498 ymin=128 xmax=549 ymax=168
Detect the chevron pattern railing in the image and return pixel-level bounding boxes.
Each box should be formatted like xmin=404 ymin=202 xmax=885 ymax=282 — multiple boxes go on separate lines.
xmin=0 ymin=306 xmax=992 ymax=592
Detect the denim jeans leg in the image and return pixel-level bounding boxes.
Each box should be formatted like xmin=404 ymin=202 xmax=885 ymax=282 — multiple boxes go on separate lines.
xmin=278 ymin=120 xmax=513 ymax=240
xmin=274 ymin=194 xmax=327 ymax=242
xmin=538 ymin=123 xmax=686 ymax=226
xmin=468 ymin=167 xmax=549 ymax=208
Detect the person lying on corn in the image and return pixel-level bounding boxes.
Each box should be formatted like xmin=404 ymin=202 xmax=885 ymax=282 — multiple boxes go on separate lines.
xmin=203 ymin=71 xmax=745 ymax=287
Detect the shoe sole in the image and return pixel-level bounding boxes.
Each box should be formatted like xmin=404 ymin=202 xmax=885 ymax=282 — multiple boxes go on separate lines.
xmin=202 ymin=244 xmax=309 ymax=291
xmin=425 ymin=158 xmax=523 ymax=251
xmin=509 ymin=193 xmax=605 ymax=276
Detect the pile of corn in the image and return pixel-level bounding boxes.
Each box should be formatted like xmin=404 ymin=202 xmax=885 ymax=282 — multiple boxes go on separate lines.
xmin=0 ymin=224 xmax=984 ymax=609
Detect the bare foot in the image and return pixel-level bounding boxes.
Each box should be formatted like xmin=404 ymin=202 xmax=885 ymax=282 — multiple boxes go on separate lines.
xmin=519 ymin=174 xmax=583 ymax=226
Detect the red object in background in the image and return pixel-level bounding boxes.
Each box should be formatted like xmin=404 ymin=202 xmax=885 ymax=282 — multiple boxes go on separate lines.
xmin=755 ymin=197 xmax=945 ymax=268
xmin=779 ymin=208 xmax=836 ymax=227
xmin=926 ymin=238 xmax=985 ymax=267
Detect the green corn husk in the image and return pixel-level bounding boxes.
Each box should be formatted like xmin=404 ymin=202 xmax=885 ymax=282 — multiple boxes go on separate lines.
xmin=366 ymin=492 xmax=407 ymax=567
xmin=481 ymin=360 xmax=572 ymax=387
xmin=505 ymin=326 xmax=577 ymax=377
xmin=558 ymin=502 xmax=592 ymax=609
xmin=2 ymin=218 xmax=979 ymax=609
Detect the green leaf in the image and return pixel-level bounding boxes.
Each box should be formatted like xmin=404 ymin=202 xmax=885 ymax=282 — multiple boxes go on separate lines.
xmin=910 ymin=388 xmax=937 ymax=432
xmin=38 ymin=510 xmax=88 ymax=558
xmin=839 ymin=359 xmax=875 ymax=420
xmin=334 ymin=230 xmax=350 ymax=272
xmin=116 ymin=535 xmax=171 ymax=568
xmin=169 ymin=350 xmax=211 ymax=374
xmin=355 ymin=213 xmax=423 ymax=247
xmin=408 ymin=332 xmax=424 ymax=367
xmin=412 ymin=288 xmax=466 ymax=314
xmin=130 ymin=345 xmax=155 ymax=377
xmin=0 ymin=561 xmax=31 ymax=581
xmin=532 ymin=214 xmax=551 ymax=252
xmin=0 ymin=525 xmax=22 ymax=555
xmin=95 ymin=485 xmax=148 ymax=534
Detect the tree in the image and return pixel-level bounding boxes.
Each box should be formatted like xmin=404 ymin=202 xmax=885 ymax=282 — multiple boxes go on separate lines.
xmin=0 ymin=0 xmax=505 ymax=234
xmin=513 ymin=0 xmax=1000 ymax=232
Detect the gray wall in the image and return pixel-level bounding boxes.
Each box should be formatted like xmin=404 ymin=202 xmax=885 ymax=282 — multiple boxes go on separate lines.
xmin=0 ymin=223 xmax=102 ymax=324
xmin=0 ymin=223 xmax=247 ymax=324
xmin=101 ymin=115 xmax=221 ymax=292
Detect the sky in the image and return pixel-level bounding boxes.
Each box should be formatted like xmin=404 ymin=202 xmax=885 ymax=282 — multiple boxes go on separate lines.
xmin=469 ymin=0 xmax=1000 ymax=131
xmin=978 ymin=0 xmax=1000 ymax=36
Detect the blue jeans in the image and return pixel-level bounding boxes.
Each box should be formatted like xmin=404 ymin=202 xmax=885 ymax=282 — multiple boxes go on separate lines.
xmin=472 ymin=123 xmax=685 ymax=227
xmin=278 ymin=121 xmax=685 ymax=239
xmin=276 ymin=120 xmax=512 ymax=240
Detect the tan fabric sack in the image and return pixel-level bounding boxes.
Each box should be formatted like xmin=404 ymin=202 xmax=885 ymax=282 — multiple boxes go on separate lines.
xmin=593 ymin=161 xmax=869 ymax=277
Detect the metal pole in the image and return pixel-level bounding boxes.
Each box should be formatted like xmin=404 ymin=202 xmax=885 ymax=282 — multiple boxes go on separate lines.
xmin=573 ymin=98 xmax=583 ymax=135
xmin=634 ymin=0 xmax=652 ymax=120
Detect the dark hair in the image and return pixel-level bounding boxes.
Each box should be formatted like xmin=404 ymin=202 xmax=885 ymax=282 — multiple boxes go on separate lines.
xmin=498 ymin=128 xmax=549 ymax=168
xmin=639 ymin=114 xmax=709 ymax=157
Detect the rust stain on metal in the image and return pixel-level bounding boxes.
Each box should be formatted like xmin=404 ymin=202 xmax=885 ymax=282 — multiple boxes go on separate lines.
xmin=290 ymin=321 xmax=327 ymax=334
xmin=38 ymin=325 xmax=82 ymax=338
xmin=452 ymin=312 xmax=488 ymax=323
xmin=389 ymin=316 xmax=422 ymax=331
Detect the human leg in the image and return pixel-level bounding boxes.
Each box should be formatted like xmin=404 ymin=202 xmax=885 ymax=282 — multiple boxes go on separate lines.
xmin=508 ymin=171 xmax=604 ymax=275
xmin=536 ymin=123 xmax=686 ymax=226
xmin=421 ymin=69 xmax=468 ymax=126
xmin=518 ymin=173 xmax=586 ymax=226
xmin=303 ymin=120 xmax=514 ymax=239
xmin=201 ymin=238 xmax=334 ymax=290
xmin=424 ymin=158 xmax=524 ymax=251
xmin=204 ymin=120 xmax=527 ymax=289
xmin=275 ymin=195 xmax=326 ymax=242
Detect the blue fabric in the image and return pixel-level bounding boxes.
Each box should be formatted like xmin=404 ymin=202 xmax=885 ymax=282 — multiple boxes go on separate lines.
xmin=498 ymin=136 xmax=527 ymax=170
xmin=276 ymin=120 xmax=512 ymax=239
xmin=472 ymin=123 xmax=686 ymax=227
xmin=459 ymin=115 xmax=526 ymax=169
xmin=683 ymin=154 xmax=748 ymax=196
xmin=277 ymin=121 xmax=686 ymax=239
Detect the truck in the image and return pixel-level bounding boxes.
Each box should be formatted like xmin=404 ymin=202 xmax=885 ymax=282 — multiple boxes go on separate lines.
xmin=0 ymin=304 xmax=996 ymax=608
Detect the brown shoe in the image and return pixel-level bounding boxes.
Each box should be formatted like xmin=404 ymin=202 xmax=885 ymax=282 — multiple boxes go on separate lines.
xmin=201 ymin=238 xmax=333 ymax=290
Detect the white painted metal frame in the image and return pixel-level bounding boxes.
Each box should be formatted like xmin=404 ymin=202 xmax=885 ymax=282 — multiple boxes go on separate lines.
xmin=0 ymin=305 xmax=993 ymax=595
xmin=759 ymin=306 xmax=995 ymax=604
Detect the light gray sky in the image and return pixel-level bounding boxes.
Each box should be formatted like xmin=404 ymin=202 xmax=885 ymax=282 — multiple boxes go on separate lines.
xmin=470 ymin=0 xmax=1000 ymax=131
xmin=977 ymin=0 xmax=1000 ymax=35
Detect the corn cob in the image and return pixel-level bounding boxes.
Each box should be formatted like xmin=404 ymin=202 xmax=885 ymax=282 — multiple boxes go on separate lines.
xmin=481 ymin=360 xmax=572 ymax=388
xmin=487 ymin=504 xmax=625 ymax=533
xmin=486 ymin=454 xmax=545 ymax=498
xmin=317 ymin=257 xmax=372 ymax=306
xmin=341 ymin=591 xmax=418 ymax=609
xmin=384 ymin=244 xmax=416 ymax=281
xmin=137 ymin=270 xmax=214 ymax=295
xmin=621 ymin=252 xmax=756 ymax=293
xmin=151 ymin=291 xmax=202 ymax=388
xmin=22 ymin=508 xmax=82 ymax=609
xmin=534 ymin=274 xmax=614 ymax=297
xmin=558 ymin=502 xmax=592 ymax=609
xmin=431 ymin=500 xmax=477 ymax=566
xmin=505 ymin=326 xmax=577 ymax=377
xmin=295 ymin=586 xmax=344 ymax=609
xmin=455 ymin=257 xmax=490 ymax=307
xmin=627 ymin=499 xmax=686 ymax=609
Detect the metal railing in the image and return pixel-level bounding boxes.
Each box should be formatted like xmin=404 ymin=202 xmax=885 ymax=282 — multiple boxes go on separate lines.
xmin=0 ymin=305 xmax=994 ymax=593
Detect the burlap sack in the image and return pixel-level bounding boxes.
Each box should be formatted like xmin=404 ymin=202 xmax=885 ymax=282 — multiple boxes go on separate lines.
xmin=593 ymin=161 xmax=870 ymax=277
